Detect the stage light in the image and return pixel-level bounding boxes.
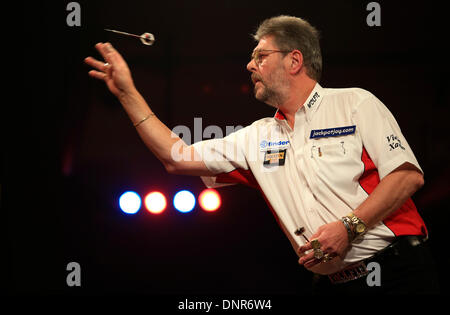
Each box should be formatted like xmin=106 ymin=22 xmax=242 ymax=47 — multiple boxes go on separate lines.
xmin=144 ymin=191 xmax=167 ymax=214
xmin=173 ymin=190 xmax=196 ymax=213
xmin=199 ymin=189 xmax=221 ymax=212
xmin=119 ymin=191 xmax=141 ymax=214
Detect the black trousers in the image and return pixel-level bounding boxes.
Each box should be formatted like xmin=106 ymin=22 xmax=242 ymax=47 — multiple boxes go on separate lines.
xmin=312 ymin=236 xmax=440 ymax=295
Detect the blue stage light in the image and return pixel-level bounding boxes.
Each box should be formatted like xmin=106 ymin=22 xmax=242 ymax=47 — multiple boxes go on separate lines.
xmin=119 ymin=191 xmax=141 ymax=214
xmin=173 ymin=190 xmax=196 ymax=213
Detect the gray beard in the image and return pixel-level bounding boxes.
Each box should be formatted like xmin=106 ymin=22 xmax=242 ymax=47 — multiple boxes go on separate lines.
xmin=255 ymin=84 xmax=285 ymax=107
xmin=253 ymin=68 xmax=289 ymax=108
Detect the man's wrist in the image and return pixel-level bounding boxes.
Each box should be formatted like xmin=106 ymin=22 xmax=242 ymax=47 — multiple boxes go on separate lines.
xmin=341 ymin=217 xmax=355 ymax=243
xmin=118 ymin=86 xmax=139 ymax=104
xmin=341 ymin=212 xmax=368 ymax=243
xmin=117 ymin=88 xmax=155 ymax=126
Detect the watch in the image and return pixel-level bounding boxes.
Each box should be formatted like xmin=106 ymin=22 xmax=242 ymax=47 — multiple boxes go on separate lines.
xmin=347 ymin=212 xmax=367 ymax=236
xmin=341 ymin=216 xmax=355 ymax=242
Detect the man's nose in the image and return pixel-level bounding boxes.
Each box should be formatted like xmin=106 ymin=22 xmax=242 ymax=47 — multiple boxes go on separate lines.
xmin=246 ymin=58 xmax=257 ymax=72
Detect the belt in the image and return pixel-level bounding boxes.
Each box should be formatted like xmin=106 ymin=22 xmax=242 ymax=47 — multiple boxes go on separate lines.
xmin=327 ymin=235 xmax=427 ymax=285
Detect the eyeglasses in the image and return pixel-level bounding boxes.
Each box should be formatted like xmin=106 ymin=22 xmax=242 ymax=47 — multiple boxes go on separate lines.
xmin=251 ymin=49 xmax=291 ymax=66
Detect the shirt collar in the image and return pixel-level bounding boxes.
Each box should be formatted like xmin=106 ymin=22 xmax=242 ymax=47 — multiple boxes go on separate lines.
xmin=274 ymin=82 xmax=325 ymax=123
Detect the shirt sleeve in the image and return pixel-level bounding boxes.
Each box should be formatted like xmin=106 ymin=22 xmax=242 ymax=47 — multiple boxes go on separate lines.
xmin=191 ymin=126 xmax=250 ymax=188
xmin=355 ymin=95 xmax=423 ymax=180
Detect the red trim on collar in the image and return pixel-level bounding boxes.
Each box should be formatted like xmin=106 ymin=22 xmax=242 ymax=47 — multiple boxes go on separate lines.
xmin=274 ymin=109 xmax=287 ymax=120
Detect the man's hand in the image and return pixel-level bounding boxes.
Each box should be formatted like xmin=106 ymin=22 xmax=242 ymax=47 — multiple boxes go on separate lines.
xmin=84 ymin=42 xmax=136 ymax=99
xmin=297 ymin=221 xmax=350 ymax=269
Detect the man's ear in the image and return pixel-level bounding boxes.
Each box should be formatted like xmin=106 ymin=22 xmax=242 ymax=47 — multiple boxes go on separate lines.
xmin=289 ymin=50 xmax=303 ymax=75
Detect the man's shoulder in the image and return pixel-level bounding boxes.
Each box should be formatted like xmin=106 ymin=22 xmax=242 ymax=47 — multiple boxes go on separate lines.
xmin=222 ymin=118 xmax=274 ymax=139
xmin=323 ymin=86 xmax=376 ymax=105
xmin=249 ymin=116 xmax=278 ymax=127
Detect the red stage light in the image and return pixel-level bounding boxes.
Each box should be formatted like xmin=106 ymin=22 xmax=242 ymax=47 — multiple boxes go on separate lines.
xmin=144 ymin=191 xmax=167 ymax=214
xmin=199 ymin=189 xmax=221 ymax=212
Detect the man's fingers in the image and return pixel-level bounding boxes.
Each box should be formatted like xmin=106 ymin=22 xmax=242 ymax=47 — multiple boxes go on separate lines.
xmin=91 ymin=42 xmax=130 ymax=74
xmin=105 ymin=45 xmax=130 ymax=74
xmin=84 ymin=56 xmax=109 ymax=72
xmin=297 ymin=242 xmax=312 ymax=255
xmin=304 ymin=258 xmax=322 ymax=269
xmin=298 ymin=249 xmax=323 ymax=268
xmin=85 ymin=46 xmax=113 ymax=80
xmin=298 ymin=250 xmax=314 ymax=265
xmin=298 ymin=235 xmax=325 ymax=267
xmin=88 ymin=70 xmax=107 ymax=80
xmin=95 ymin=42 xmax=109 ymax=60
xmin=95 ymin=42 xmax=119 ymax=65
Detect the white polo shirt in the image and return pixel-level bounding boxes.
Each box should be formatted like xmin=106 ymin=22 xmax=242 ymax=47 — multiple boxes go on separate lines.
xmin=192 ymin=83 xmax=427 ymax=275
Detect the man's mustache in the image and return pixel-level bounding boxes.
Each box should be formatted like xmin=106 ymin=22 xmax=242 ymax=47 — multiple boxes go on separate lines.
xmin=251 ymin=74 xmax=263 ymax=84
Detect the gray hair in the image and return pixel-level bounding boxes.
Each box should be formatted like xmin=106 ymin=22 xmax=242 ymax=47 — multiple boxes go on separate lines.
xmin=253 ymin=15 xmax=322 ymax=81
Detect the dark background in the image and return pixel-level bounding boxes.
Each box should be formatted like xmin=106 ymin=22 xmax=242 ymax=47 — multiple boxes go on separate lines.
xmin=7 ymin=0 xmax=449 ymax=299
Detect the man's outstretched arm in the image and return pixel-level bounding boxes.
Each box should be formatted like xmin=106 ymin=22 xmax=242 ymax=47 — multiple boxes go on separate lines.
xmin=84 ymin=42 xmax=213 ymax=176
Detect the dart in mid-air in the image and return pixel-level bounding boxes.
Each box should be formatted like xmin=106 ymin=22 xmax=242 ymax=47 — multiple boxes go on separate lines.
xmin=104 ymin=29 xmax=155 ymax=46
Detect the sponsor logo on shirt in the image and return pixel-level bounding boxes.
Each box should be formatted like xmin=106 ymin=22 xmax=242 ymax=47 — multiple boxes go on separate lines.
xmin=386 ymin=134 xmax=405 ymax=151
xmin=310 ymin=125 xmax=356 ymax=139
xmin=307 ymin=91 xmax=320 ymax=108
xmin=260 ymin=140 xmax=290 ymax=150
xmin=263 ymin=149 xmax=287 ymax=166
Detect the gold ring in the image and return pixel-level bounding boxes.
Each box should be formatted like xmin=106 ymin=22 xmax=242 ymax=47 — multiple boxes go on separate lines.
xmin=311 ymin=239 xmax=321 ymax=250
xmin=321 ymin=253 xmax=334 ymax=263
xmin=313 ymin=248 xmax=324 ymax=260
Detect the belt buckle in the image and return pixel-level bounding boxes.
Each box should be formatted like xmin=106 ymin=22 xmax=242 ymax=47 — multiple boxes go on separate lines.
xmin=328 ymin=261 xmax=369 ymax=284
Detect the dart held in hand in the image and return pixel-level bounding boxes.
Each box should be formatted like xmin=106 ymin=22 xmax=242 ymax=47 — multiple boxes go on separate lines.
xmin=104 ymin=29 xmax=155 ymax=46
